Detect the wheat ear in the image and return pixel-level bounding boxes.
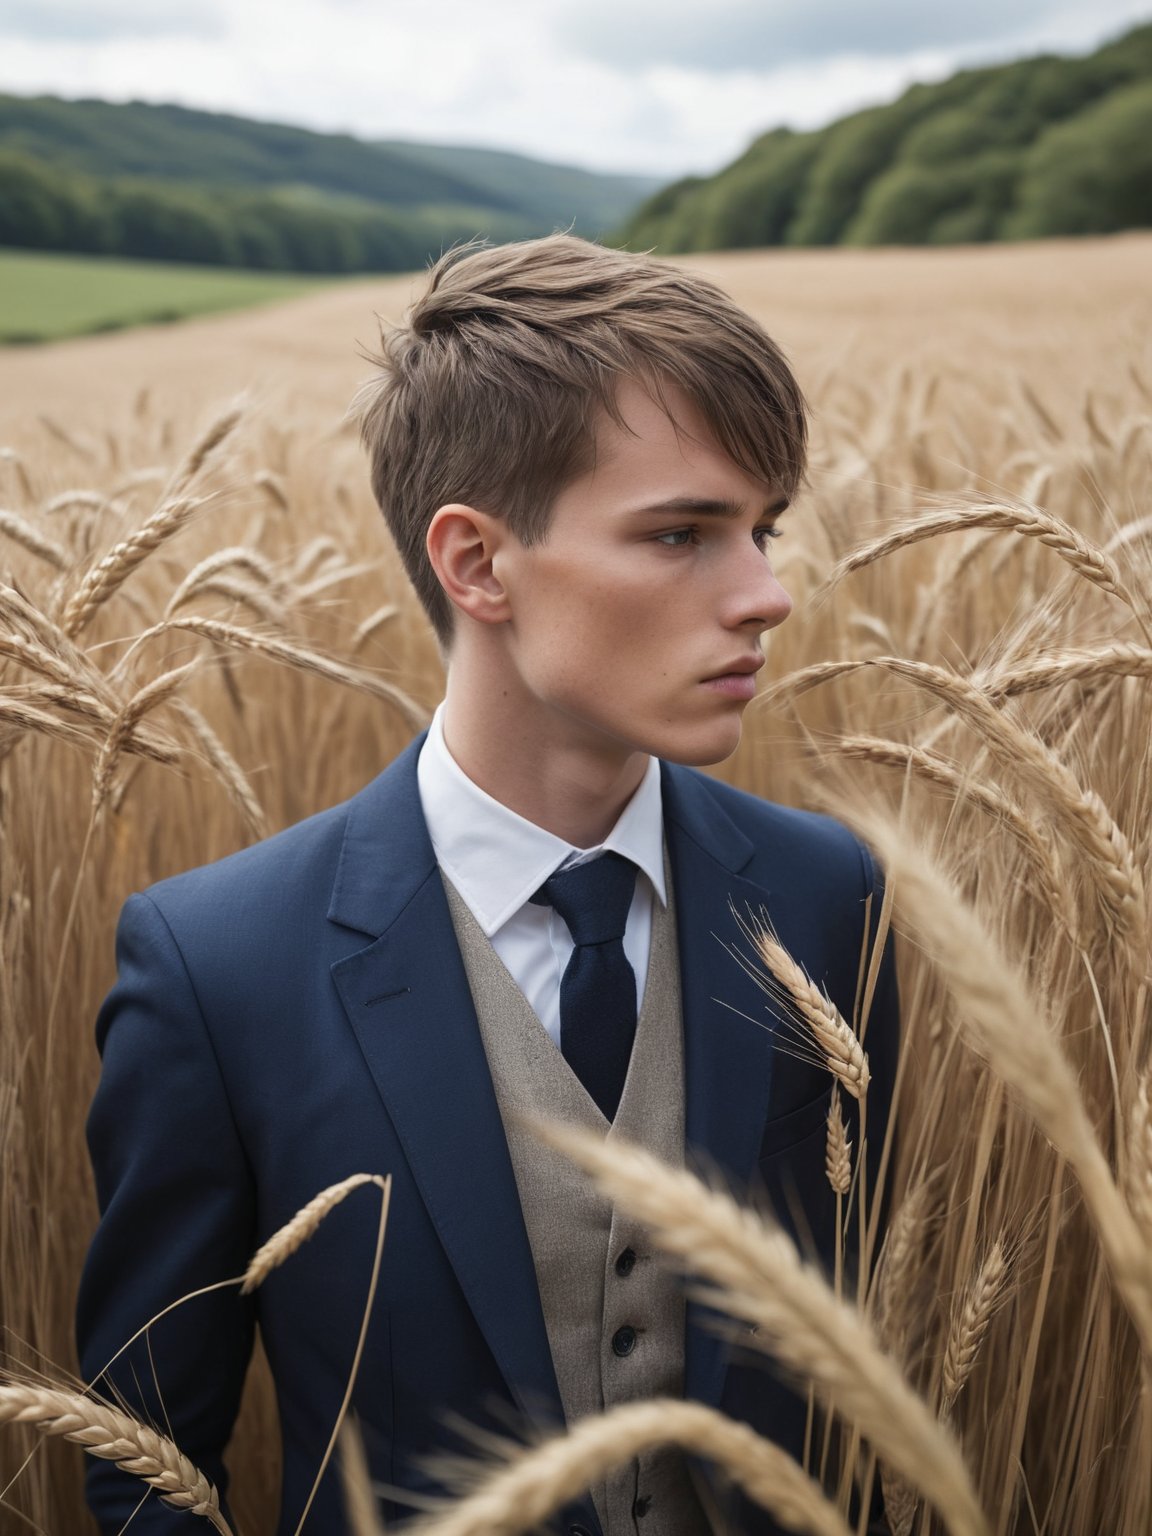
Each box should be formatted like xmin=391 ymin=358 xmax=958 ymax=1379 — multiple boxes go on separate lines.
xmin=0 ymin=1382 xmax=231 ymax=1533
xmin=979 ymin=644 xmax=1152 ymax=700
xmin=821 ymin=502 xmax=1145 ymax=627
xmin=241 ymin=1173 xmax=388 ymax=1293
xmin=60 ymin=495 xmax=207 ymax=637
xmin=165 ymin=545 xmax=288 ymax=618
xmin=844 ymin=810 xmax=1152 ymax=1360
xmin=340 ymin=1420 xmax=386 ymax=1536
xmin=0 ymin=509 xmax=68 ymax=569
xmin=167 ymin=696 xmax=267 ymax=839
xmin=354 ymin=603 xmax=401 ymax=650
xmin=880 ymin=1466 xmax=920 ymax=1536
xmin=872 ymin=1177 xmax=935 ymax=1349
xmin=830 ymin=734 xmax=1078 ymax=944
xmin=119 ymin=615 xmax=430 ymax=730
xmin=91 ymin=661 xmax=201 ymax=812
xmin=0 ymin=696 xmax=94 ymax=751
xmin=941 ymin=1239 xmax=1011 ymax=1411
xmin=1125 ymin=1074 xmax=1152 ymax=1243
xmin=825 ymin=1087 xmax=852 ymax=1196
xmin=168 ymin=399 xmax=245 ymax=494
xmin=416 ymin=1397 xmax=853 ymax=1536
xmin=873 ymin=657 xmax=1144 ymax=943
xmin=538 ymin=1124 xmax=990 ymax=1536
xmin=752 ymin=926 xmax=870 ymax=1098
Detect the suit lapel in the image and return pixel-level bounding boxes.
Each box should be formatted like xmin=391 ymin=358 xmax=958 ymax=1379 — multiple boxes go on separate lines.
xmin=327 ymin=736 xmax=563 ymax=1425
xmin=662 ymin=763 xmax=781 ymax=1409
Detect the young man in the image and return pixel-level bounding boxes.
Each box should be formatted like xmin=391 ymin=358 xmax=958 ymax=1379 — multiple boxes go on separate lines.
xmin=78 ymin=236 xmax=898 ymax=1535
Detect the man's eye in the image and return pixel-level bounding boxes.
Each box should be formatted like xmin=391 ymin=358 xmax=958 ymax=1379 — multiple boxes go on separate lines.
xmin=755 ymin=526 xmax=784 ymax=550
xmin=655 ymin=529 xmax=696 ymax=547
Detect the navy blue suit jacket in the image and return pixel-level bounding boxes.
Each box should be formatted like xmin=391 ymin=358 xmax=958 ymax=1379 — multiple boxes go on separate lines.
xmin=77 ymin=734 xmax=899 ymax=1533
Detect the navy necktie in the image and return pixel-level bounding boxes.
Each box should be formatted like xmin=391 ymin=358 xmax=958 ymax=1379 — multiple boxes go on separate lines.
xmin=531 ymin=851 xmax=639 ymax=1122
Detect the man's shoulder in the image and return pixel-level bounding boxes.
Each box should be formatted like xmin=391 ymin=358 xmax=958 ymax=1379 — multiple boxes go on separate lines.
xmin=136 ymin=734 xmax=426 ymax=940
xmin=137 ymin=790 xmax=356 ymax=938
xmin=664 ymin=763 xmax=873 ymax=888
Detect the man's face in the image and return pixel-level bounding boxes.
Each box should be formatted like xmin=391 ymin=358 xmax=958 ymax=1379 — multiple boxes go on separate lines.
xmin=491 ymin=378 xmax=794 ymax=768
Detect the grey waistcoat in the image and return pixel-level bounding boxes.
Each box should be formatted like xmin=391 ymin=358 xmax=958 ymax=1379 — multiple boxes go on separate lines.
xmin=442 ymin=858 xmax=712 ymax=1536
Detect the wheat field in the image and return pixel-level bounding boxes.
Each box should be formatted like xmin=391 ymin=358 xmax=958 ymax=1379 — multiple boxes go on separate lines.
xmin=1 ymin=233 xmax=1150 ymax=1534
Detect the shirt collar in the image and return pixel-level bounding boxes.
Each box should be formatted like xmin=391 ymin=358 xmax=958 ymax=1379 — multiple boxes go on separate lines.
xmin=416 ymin=703 xmax=667 ymax=938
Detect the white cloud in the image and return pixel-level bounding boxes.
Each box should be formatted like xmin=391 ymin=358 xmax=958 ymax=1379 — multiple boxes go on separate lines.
xmin=0 ymin=0 xmax=1148 ymax=176
xmin=0 ymin=0 xmax=224 ymax=40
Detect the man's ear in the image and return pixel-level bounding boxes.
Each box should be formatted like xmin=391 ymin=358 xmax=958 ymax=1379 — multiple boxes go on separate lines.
xmin=426 ymin=503 xmax=512 ymax=627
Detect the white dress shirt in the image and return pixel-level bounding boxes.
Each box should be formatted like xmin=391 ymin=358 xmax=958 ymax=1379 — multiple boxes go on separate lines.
xmin=416 ymin=704 xmax=667 ymax=1049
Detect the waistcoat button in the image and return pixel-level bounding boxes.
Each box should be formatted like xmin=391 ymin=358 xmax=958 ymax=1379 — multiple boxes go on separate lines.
xmin=614 ymin=1246 xmax=636 ymax=1277
xmin=612 ymin=1324 xmax=637 ymax=1356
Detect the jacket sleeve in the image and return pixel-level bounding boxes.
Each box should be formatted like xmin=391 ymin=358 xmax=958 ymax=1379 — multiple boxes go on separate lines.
xmin=75 ymin=891 xmax=258 ymax=1532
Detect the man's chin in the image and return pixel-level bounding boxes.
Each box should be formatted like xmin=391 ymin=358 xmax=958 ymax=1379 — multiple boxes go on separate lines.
xmin=652 ymin=721 xmax=744 ymax=768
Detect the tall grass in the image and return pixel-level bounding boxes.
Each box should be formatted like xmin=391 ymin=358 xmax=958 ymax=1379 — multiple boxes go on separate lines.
xmin=0 ymin=242 xmax=1149 ymax=1533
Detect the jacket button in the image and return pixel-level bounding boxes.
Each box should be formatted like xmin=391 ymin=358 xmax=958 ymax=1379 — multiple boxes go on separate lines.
xmin=633 ymin=1495 xmax=652 ymax=1517
xmin=614 ymin=1247 xmax=636 ymax=1277
xmin=612 ymin=1324 xmax=637 ymax=1356
xmin=567 ymin=1526 xmax=594 ymax=1536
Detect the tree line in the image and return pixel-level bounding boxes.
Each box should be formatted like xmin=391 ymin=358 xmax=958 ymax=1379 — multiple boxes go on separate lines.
xmin=0 ymin=150 xmax=497 ymax=273
xmin=620 ymin=22 xmax=1152 ymax=252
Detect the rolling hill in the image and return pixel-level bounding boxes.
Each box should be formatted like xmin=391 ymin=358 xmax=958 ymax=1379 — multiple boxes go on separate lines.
xmin=619 ymin=20 xmax=1152 ymax=252
xmin=0 ymin=94 xmax=661 ymax=273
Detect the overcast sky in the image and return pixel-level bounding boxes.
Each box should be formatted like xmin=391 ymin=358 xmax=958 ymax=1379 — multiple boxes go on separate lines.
xmin=1 ymin=0 xmax=1149 ymax=178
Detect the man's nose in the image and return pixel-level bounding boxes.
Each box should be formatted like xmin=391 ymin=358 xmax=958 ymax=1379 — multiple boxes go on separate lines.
xmin=724 ymin=546 xmax=793 ymax=632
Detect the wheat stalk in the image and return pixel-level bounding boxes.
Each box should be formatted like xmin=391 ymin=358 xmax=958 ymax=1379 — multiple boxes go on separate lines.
xmin=843 ymin=810 xmax=1152 ymax=1359
xmin=415 ymin=1397 xmax=855 ymax=1536
xmin=538 ymin=1124 xmax=991 ymax=1536
xmin=0 ymin=1381 xmax=231 ymax=1533
xmin=241 ymin=1173 xmax=388 ymax=1294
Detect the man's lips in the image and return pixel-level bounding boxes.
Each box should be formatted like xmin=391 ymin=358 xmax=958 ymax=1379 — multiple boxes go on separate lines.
xmin=701 ymin=657 xmax=764 ymax=698
xmin=701 ymin=656 xmax=765 ymax=682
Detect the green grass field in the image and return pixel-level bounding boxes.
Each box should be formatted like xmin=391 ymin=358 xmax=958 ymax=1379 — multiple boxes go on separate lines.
xmin=0 ymin=249 xmax=331 ymax=344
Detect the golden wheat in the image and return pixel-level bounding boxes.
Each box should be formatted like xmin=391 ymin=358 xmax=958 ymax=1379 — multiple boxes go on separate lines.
xmin=415 ymin=1398 xmax=855 ymax=1536
xmin=538 ymin=1124 xmax=991 ymax=1536
xmin=0 ymin=1382 xmax=232 ymax=1533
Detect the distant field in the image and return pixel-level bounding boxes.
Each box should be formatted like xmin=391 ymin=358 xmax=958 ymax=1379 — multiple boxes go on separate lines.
xmin=0 ymin=248 xmax=333 ymax=343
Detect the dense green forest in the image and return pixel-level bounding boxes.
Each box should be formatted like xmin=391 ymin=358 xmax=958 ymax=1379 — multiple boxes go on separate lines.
xmin=0 ymin=96 xmax=659 ymax=273
xmin=621 ymin=21 xmax=1152 ymax=252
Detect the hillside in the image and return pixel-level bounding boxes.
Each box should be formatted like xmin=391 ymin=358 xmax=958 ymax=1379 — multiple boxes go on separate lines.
xmin=0 ymin=95 xmax=660 ymax=273
xmin=620 ymin=20 xmax=1152 ymax=252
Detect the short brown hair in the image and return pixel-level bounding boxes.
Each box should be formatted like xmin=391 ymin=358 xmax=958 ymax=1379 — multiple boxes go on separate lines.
xmin=354 ymin=234 xmax=808 ymax=644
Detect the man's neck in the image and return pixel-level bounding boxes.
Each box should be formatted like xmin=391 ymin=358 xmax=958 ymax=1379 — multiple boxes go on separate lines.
xmin=440 ymin=661 xmax=650 ymax=849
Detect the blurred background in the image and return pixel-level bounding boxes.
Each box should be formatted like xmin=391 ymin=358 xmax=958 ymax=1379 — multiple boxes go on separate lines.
xmin=0 ymin=0 xmax=1150 ymax=342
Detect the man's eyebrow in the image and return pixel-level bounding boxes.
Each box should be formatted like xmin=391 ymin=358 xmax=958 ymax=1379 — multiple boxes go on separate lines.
xmin=632 ymin=495 xmax=790 ymax=518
